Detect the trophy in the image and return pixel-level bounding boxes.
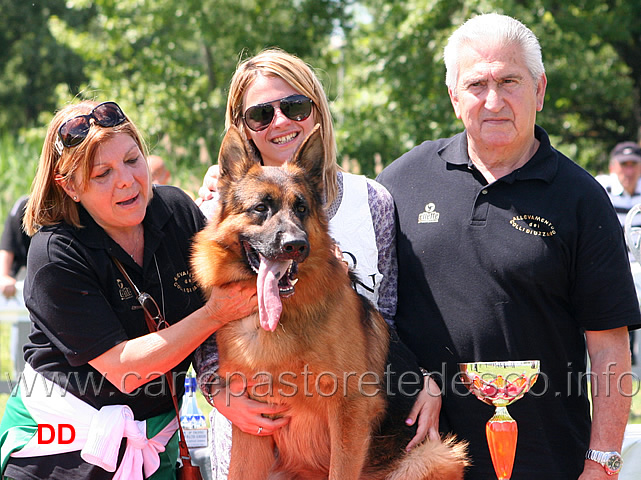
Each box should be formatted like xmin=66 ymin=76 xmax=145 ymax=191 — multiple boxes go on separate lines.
xmin=624 ymin=204 xmax=641 ymax=264
xmin=458 ymin=360 xmax=540 ymax=480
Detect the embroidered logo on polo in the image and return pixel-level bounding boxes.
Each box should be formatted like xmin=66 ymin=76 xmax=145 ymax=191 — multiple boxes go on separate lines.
xmin=174 ymin=270 xmax=199 ymax=293
xmin=418 ymin=203 xmax=440 ymax=224
xmin=117 ymin=279 xmax=134 ymax=300
xmin=510 ymin=214 xmax=556 ymax=237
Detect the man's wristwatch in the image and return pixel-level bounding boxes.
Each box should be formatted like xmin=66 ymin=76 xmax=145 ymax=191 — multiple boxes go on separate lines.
xmin=585 ymin=449 xmax=623 ymax=476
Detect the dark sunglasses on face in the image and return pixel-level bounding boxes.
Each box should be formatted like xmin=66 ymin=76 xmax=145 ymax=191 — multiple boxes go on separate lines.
xmin=243 ymin=94 xmax=313 ymax=132
xmin=138 ymin=292 xmax=168 ymax=330
xmin=57 ymin=101 xmax=127 ymax=149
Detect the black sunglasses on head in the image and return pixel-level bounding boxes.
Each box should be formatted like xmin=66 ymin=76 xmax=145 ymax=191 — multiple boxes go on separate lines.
xmin=243 ymin=94 xmax=313 ymax=132
xmin=57 ymin=102 xmax=127 ymax=149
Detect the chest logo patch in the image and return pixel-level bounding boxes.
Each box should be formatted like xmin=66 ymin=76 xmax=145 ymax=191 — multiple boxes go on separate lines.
xmin=418 ymin=203 xmax=440 ymax=224
xmin=510 ymin=214 xmax=556 ymax=237
xmin=117 ymin=279 xmax=134 ymax=300
xmin=174 ymin=270 xmax=199 ymax=293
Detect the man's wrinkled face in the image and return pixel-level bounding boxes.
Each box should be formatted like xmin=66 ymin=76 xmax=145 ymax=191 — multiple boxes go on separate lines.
xmin=449 ymin=43 xmax=546 ymax=154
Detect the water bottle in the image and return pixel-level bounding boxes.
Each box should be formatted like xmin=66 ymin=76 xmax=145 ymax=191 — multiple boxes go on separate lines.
xmin=179 ymin=374 xmax=208 ymax=448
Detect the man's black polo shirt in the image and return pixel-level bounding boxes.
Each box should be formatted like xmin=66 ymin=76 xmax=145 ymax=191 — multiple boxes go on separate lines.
xmin=377 ymin=126 xmax=641 ymax=478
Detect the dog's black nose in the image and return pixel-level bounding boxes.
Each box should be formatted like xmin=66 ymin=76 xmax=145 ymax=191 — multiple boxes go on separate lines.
xmin=281 ymin=237 xmax=309 ymax=261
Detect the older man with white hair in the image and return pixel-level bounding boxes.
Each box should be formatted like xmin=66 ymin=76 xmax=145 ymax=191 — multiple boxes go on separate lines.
xmin=378 ymin=13 xmax=640 ymax=479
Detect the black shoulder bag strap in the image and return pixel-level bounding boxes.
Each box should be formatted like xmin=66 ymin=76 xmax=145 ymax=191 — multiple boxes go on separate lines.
xmin=111 ymin=256 xmax=203 ymax=479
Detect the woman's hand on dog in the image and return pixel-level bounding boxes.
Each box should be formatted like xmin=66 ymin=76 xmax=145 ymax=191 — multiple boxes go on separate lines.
xmin=196 ymin=164 xmax=220 ymax=206
xmin=404 ymin=376 xmax=442 ymax=451
xmin=204 ymin=282 xmax=258 ymax=328
xmin=332 ymin=243 xmax=349 ymax=275
xmin=213 ymin=377 xmax=290 ymax=436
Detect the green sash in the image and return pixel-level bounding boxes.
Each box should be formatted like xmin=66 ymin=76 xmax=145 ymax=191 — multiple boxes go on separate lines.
xmin=0 ymin=383 xmax=179 ymax=478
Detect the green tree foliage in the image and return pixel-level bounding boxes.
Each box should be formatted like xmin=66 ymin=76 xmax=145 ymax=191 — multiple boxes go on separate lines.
xmin=341 ymin=0 xmax=640 ymax=174
xmin=0 ymin=1 xmax=89 ymax=224
xmin=0 ymin=0 xmax=88 ymax=130
xmin=335 ymin=0 xmax=465 ymax=174
xmin=47 ymin=0 xmax=353 ymax=185
xmin=1 ymin=0 xmax=640 ymax=199
xmin=537 ymin=0 xmax=641 ymax=171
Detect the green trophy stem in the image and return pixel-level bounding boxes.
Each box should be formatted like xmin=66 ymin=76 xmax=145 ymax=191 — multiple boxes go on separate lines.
xmin=486 ymin=406 xmax=518 ymax=480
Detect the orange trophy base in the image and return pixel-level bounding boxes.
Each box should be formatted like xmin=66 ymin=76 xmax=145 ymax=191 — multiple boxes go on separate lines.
xmin=486 ymin=408 xmax=518 ymax=480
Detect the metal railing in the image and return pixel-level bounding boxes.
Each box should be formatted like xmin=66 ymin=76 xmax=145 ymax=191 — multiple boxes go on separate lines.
xmin=0 ymin=281 xmax=29 ymax=394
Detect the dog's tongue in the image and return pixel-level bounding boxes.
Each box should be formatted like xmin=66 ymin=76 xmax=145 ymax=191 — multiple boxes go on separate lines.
xmin=257 ymin=254 xmax=291 ymax=332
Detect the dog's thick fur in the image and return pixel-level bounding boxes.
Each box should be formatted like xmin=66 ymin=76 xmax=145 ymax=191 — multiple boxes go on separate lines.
xmin=191 ymin=125 xmax=468 ymax=480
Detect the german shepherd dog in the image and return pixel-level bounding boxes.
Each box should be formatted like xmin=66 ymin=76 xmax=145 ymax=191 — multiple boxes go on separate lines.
xmin=191 ymin=125 xmax=468 ymax=480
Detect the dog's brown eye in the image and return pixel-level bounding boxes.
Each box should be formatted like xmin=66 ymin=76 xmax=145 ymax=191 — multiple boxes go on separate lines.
xmin=255 ymin=203 xmax=267 ymax=213
xmin=297 ymin=205 xmax=307 ymax=214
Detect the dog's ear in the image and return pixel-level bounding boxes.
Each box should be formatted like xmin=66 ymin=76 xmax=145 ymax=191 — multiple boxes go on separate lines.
xmin=218 ymin=125 xmax=255 ymax=183
xmin=291 ymin=124 xmax=324 ymax=195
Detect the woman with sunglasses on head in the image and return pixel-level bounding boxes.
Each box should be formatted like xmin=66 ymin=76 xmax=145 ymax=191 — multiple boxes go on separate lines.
xmin=0 ymin=101 xmax=257 ymax=479
xmin=195 ymin=48 xmax=441 ymax=478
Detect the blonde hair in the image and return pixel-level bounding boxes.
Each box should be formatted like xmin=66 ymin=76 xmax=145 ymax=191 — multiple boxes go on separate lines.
xmin=24 ymin=101 xmax=148 ymax=235
xmin=225 ymin=48 xmax=339 ymax=206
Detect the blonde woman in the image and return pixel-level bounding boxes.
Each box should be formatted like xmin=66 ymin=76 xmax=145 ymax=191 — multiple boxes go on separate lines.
xmin=195 ymin=49 xmax=440 ymax=478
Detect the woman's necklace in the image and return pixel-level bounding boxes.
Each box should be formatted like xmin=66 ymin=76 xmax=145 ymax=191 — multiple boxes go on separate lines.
xmin=129 ymin=226 xmax=143 ymax=263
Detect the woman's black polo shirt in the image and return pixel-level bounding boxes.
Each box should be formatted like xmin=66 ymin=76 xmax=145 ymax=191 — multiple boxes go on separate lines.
xmin=22 ymin=185 xmax=207 ymax=420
